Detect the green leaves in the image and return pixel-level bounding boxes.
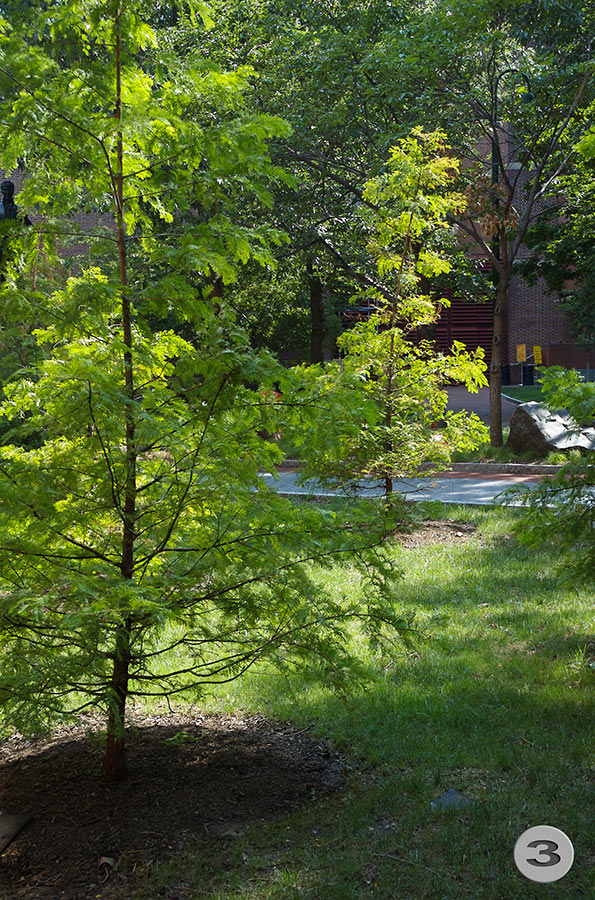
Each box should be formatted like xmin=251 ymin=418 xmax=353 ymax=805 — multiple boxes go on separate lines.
xmin=362 ymin=130 xmax=465 ymax=293
xmin=538 ymin=365 xmax=595 ymax=426
xmin=0 ymin=1 xmax=412 ymax=765
xmin=577 ymin=126 xmax=595 ymax=159
xmin=297 ymin=130 xmax=487 ymax=493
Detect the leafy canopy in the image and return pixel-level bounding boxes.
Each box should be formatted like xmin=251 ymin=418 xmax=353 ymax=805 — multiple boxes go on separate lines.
xmin=0 ymin=0 xmax=408 ymax=780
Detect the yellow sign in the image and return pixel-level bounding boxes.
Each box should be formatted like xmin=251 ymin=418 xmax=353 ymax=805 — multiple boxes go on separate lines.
xmin=516 ymin=344 xmax=526 ymax=363
xmin=533 ymin=345 xmax=542 ymax=365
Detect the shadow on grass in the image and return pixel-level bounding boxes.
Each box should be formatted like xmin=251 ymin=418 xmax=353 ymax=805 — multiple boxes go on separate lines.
xmin=115 ymin=524 xmax=594 ymax=900
xmin=128 ymin=660 xmax=593 ymax=899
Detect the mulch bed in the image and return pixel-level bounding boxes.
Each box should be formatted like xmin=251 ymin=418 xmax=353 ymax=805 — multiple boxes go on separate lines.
xmin=395 ymin=519 xmax=479 ymax=548
xmin=0 ymin=712 xmax=347 ymax=900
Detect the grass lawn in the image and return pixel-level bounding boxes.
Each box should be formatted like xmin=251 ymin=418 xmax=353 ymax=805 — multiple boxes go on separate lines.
xmin=121 ymin=502 xmax=594 ymax=900
xmin=501 ymin=386 xmax=544 ymax=403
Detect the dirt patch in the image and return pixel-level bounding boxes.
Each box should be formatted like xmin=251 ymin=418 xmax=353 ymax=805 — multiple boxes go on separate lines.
xmin=396 ymin=519 xmax=479 ymax=549
xmin=0 ymin=712 xmax=347 ymax=900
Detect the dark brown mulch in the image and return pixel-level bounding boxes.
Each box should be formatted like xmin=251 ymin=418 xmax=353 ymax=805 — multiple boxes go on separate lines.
xmin=0 ymin=711 xmax=347 ymax=900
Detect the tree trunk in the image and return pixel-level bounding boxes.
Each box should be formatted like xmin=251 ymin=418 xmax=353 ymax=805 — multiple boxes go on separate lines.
xmin=490 ymin=276 xmax=509 ymax=447
xmin=208 ymin=271 xmax=224 ymax=312
xmin=384 ymin=329 xmax=396 ymax=502
xmin=102 ymin=8 xmax=136 ymax=784
xmin=307 ymin=260 xmax=324 ymax=364
xmin=103 ymin=620 xmax=132 ymax=782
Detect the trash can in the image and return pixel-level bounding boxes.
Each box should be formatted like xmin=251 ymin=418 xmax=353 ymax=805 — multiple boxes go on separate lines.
xmin=522 ymin=365 xmax=534 ymax=386
xmin=501 ymin=364 xmax=511 ymax=386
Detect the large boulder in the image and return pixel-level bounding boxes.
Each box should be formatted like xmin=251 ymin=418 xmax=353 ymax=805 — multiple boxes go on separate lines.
xmin=506 ymin=402 xmax=595 ymax=455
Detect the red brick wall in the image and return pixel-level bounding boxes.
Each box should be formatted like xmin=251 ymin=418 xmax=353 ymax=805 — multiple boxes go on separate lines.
xmin=507 ymin=273 xmax=575 ymax=363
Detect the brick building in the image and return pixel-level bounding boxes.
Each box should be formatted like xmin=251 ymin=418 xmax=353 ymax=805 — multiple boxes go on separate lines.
xmin=435 ymin=276 xmax=593 ymax=384
xmin=433 ymin=124 xmax=594 ymax=383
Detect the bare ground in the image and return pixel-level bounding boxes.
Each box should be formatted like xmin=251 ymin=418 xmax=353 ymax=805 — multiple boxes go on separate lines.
xmin=395 ymin=518 xmax=479 ymax=548
xmin=0 ymin=712 xmax=347 ymax=900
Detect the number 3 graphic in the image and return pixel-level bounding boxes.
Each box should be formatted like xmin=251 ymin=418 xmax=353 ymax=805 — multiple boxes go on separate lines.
xmin=514 ymin=826 xmax=573 ymax=882
xmin=526 ymin=840 xmax=561 ymax=867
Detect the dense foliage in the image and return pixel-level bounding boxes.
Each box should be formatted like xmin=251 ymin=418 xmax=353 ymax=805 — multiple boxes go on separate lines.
xmin=523 ymin=123 xmax=595 ymax=349
xmin=0 ymin=0 xmax=409 ymax=781
xmin=0 ymin=0 xmax=592 ymax=786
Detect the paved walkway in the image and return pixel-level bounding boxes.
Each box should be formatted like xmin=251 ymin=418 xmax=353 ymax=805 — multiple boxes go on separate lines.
xmin=446 ymin=386 xmax=518 ymax=427
xmin=262 ymin=389 xmax=554 ymax=507
xmin=263 ymin=469 xmax=539 ymax=506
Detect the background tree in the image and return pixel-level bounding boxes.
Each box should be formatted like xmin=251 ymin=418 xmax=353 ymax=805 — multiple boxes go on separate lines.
xmin=294 ymin=130 xmax=487 ymax=500
xmin=507 ymin=106 xmax=595 ymax=576
xmin=191 ymin=0 xmax=594 ymax=400
xmin=147 ymin=0 xmax=595 ymax=396
xmin=0 ymin=0 xmax=407 ymax=783
xmin=410 ymin=0 xmax=594 ymax=444
xmin=522 ymin=124 xmax=595 ymax=351
xmin=191 ymin=0 xmax=434 ymax=361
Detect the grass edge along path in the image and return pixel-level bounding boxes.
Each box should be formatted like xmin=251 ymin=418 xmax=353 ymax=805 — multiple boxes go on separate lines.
xmin=501 ymin=386 xmax=545 ymax=404
xmin=117 ymin=502 xmax=594 ymax=900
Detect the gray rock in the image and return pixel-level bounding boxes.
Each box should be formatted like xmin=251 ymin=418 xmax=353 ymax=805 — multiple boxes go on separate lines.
xmin=506 ymin=402 xmax=595 ymax=455
xmin=0 ymin=811 xmax=32 ymax=854
xmin=430 ymin=788 xmax=474 ymax=811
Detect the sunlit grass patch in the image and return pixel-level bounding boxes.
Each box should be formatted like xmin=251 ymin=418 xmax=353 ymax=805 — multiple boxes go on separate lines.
xmin=117 ymin=502 xmax=593 ymax=899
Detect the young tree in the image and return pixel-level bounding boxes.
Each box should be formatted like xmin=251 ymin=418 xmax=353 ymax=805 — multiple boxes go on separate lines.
xmin=0 ymin=0 xmax=406 ymax=782
xmin=294 ymin=130 xmax=488 ymax=501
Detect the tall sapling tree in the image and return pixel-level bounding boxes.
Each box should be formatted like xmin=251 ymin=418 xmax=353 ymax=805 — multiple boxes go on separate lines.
xmin=294 ymin=130 xmax=487 ymax=500
xmin=0 ymin=0 xmax=406 ymax=782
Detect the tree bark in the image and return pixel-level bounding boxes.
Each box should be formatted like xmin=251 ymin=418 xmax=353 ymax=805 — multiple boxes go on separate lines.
xmin=103 ymin=619 xmax=132 ymax=782
xmin=208 ymin=270 xmax=224 ymax=309
xmin=384 ymin=325 xmax=397 ymax=503
xmin=102 ymin=5 xmax=136 ymax=783
xmin=307 ymin=260 xmax=324 ymax=364
xmin=490 ymin=275 xmax=509 ymax=447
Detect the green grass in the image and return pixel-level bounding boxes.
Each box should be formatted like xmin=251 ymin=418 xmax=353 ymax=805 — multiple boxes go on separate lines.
xmin=451 ymin=427 xmax=524 ymax=463
xmin=119 ymin=503 xmax=594 ymax=900
xmin=501 ymin=385 xmax=544 ymax=403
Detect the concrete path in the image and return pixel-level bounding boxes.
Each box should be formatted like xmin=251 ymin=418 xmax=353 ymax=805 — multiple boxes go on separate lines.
xmin=446 ymin=386 xmax=518 ymax=427
xmin=262 ymin=469 xmax=539 ymax=507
